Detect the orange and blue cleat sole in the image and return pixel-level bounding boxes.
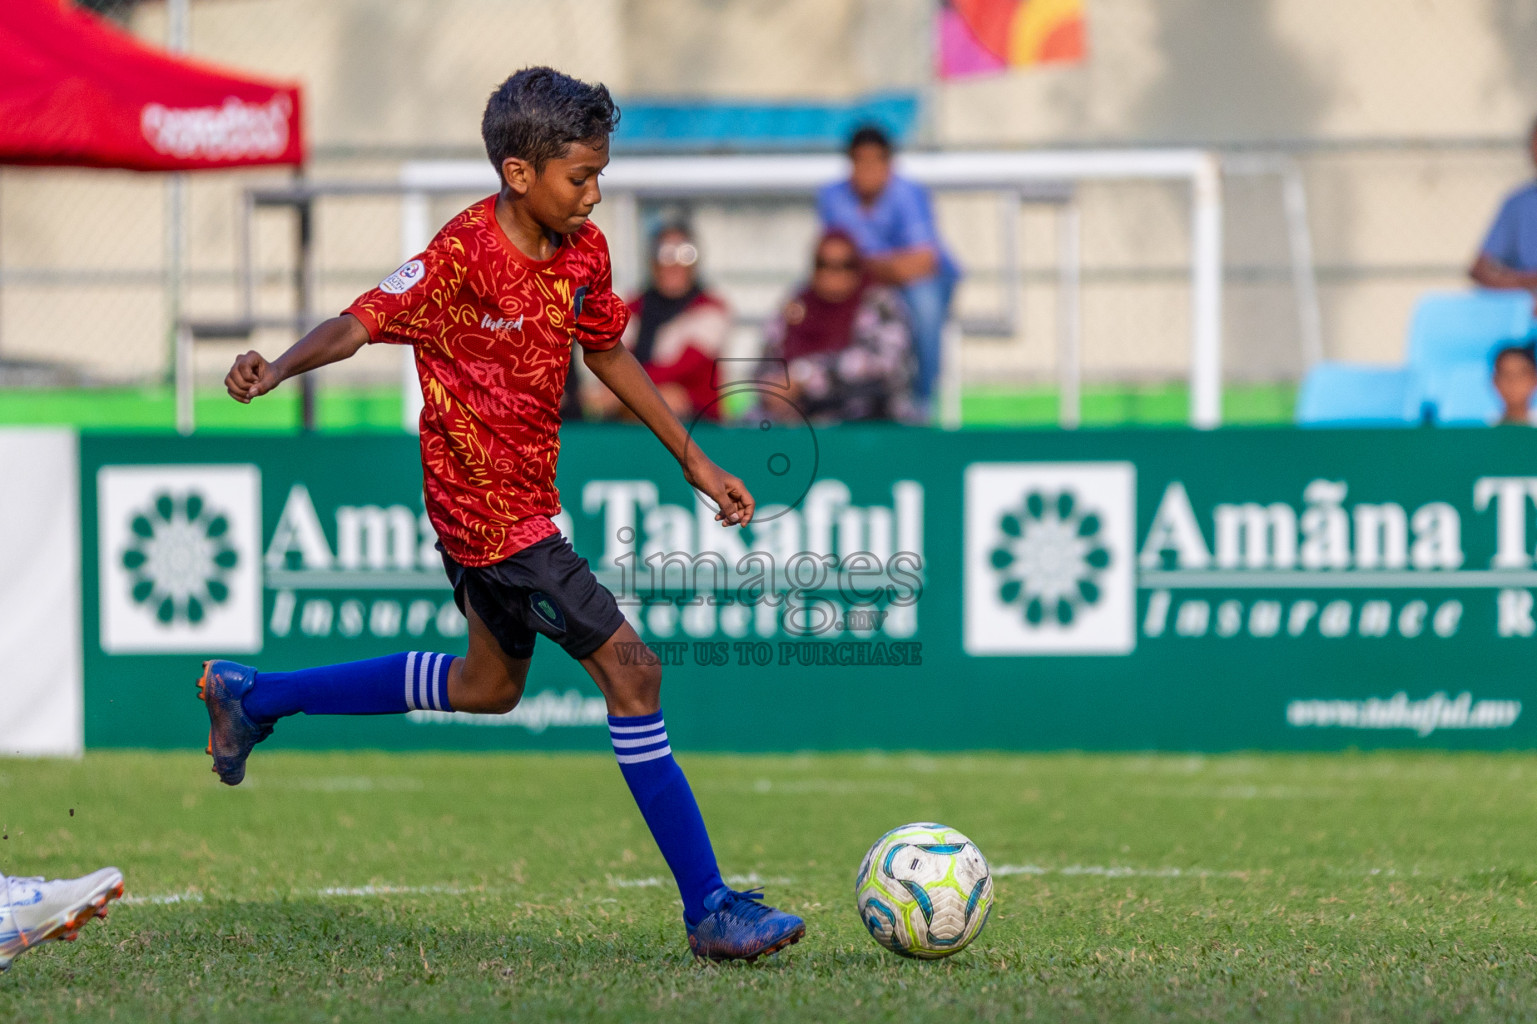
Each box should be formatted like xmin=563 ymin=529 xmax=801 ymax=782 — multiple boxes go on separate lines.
xmin=0 ymin=873 xmax=125 ymax=972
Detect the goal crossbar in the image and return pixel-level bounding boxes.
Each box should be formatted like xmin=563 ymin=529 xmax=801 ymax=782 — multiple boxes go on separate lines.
xmin=399 ymin=150 xmax=1225 ymax=430
xmin=174 ymin=150 xmax=1224 ymax=435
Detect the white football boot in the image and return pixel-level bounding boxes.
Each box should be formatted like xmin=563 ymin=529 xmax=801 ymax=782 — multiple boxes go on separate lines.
xmin=0 ymin=867 xmax=124 ymax=971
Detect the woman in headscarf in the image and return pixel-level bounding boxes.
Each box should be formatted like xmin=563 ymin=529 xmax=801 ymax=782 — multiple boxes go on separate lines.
xmin=585 ymin=223 xmax=730 ymax=422
xmin=761 ymin=229 xmax=917 ymax=423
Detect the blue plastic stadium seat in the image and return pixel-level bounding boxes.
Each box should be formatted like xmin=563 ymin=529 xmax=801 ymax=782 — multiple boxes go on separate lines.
xmin=1405 ymin=290 xmax=1533 ymax=373
xmin=1296 ymin=363 xmax=1423 ymax=426
xmin=1428 ymin=363 xmax=1501 ymax=425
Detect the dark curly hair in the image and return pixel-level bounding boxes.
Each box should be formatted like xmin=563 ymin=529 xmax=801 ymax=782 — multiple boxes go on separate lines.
xmin=846 ymin=123 xmax=894 ymax=157
xmin=481 ymin=67 xmax=620 ymax=174
xmin=1494 ymin=341 xmax=1537 ymax=371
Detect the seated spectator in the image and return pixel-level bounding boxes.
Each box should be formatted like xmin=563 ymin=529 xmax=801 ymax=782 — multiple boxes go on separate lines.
xmin=586 ymin=224 xmax=729 ymax=422
xmin=1470 ymin=117 xmax=1537 ymax=299
xmin=761 ymin=229 xmax=918 ymax=424
xmin=1492 ymin=343 xmax=1537 ymax=425
xmin=818 ymin=125 xmax=960 ymax=417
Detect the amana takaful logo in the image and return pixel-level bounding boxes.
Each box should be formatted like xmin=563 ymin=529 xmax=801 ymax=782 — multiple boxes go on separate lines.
xmin=99 ymin=463 xmax=262 ymax=653
xmin=119 ymin=491 xmax=239 ymax=625
xmin=964 ymin=462 xmax=1135 ymax=656
xmin=988 ymin=490 xmax=1111 ymax=627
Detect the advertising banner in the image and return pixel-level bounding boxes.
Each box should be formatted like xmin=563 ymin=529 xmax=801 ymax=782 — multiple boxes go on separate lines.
xmin=80 ymin=427 xmax=1533 ymax=752
xmin=0 ymin=429 xmax=82 ymax=756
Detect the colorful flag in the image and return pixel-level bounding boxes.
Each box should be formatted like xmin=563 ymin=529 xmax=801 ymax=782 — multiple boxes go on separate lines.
xmin=938 ymin=0 xmax=1087 ymax=79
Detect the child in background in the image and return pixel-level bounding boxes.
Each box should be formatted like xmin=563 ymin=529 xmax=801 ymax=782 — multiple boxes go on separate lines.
xmin=1492 ymin=343 xmax=1537 ymax=425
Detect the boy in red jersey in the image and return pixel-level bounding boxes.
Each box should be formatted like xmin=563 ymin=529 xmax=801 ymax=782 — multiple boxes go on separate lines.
xmin=201 ymin=67 xmax=804 ymax=962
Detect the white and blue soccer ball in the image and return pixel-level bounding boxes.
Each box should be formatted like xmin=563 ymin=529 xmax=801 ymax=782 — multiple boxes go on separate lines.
xmin=854 ymin=822 xmax=993 ymax=958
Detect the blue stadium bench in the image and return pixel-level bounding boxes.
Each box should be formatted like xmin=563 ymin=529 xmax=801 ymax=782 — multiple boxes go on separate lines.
xmin=1296 ymin=363 xmax=1422 ymax=426
xmin=1405 ymin=290 xmax=1533 ymax=373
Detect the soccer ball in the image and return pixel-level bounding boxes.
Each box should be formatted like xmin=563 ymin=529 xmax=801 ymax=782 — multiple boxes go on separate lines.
xmin=854 ymin=822 xmax=993 ymax=958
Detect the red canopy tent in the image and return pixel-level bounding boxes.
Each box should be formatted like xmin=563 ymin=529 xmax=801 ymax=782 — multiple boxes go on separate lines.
xmin=0 ymin=0 xmax=303 ymax=171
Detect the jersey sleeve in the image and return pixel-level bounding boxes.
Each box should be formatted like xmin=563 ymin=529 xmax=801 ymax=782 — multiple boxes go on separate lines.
xmin=572 ymin=231 xmax=630 ymax=352
xmin=343 ymin=239 xmax=464 ymax=345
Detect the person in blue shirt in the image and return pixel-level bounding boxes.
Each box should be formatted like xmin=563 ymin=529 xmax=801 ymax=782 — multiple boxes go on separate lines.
xmin=817 ymin=125 xmax=959 ymax=416
xmin=1470 ymin=117 xmax=1537 ymax=295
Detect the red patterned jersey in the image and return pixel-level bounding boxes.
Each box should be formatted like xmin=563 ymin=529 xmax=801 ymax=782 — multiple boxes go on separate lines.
xmin=344 ymin=196 xmax=629 ymax=567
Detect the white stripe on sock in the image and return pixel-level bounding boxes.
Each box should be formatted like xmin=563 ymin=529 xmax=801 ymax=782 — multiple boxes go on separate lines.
xmin=611 ymin=733 xmax=669 ymax=749
xmin=429 ymin=654 xmax=445 ymax=712
xmin=608 ymin=721 xmax=666 ymax=735
xmin=615 ymin=745 xmax=672 ymax=765
xmin=404 ymin=652 xmax=419 ymax=711
xmin=416 ymin=653 xmax=430 ymax=712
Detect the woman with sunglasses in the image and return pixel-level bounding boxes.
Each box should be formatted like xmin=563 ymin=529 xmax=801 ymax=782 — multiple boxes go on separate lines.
xmin=586 ymin=224 xmax=730 ymax=423
xmin=761 ymin=229 xmax=919 ymax=424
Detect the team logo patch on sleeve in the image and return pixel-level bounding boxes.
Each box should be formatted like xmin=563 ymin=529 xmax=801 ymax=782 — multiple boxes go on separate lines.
xmin=572 ymin=285 xmax=588 ymax=320
xmin=379 ymin=259 xmax=426 ymax=294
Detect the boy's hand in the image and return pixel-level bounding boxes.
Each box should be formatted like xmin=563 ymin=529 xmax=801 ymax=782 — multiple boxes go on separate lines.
xmin=685 ymin=453 xmax=755 ymax=527
xmin=225 ymin=350 xmax=283 ymax=403
xmin=581 ymin=344 xmax=754 ymax=525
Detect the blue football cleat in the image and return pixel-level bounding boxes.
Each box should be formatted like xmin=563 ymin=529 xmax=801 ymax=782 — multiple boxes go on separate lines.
xmin=686 ymin=886 xmax=805 ymax=962
xmin=197 ymin=660 xmax=272 ymax=786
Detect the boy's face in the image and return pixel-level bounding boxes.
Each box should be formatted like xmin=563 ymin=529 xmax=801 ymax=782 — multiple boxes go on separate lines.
xmin=849 ymin=143 xmax=892 ymax=203
xmin=502 ymin=138 xmax=610 ymax=235
xmin=1494 ymin=351 xmax=1537 ymax=418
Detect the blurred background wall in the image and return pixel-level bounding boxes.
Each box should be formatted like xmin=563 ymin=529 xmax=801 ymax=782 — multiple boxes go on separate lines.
xmin=2 ymin=0 xmax=1534 ymax=396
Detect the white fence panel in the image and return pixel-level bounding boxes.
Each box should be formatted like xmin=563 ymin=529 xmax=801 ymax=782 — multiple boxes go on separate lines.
xmin=0 ymin=429 xmax=83 ymax=757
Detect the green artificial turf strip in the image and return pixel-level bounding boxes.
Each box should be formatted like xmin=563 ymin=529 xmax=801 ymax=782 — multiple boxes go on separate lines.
xmin=958 ymin=382 xmax=1297 ymax=428
xmin=0 ymin=751 xmax=1532 ymax=1022
xmin=0 ymin=383 xmax=1299 ymax=433
xmin=0 ymin=387 xmax=406 ymax=433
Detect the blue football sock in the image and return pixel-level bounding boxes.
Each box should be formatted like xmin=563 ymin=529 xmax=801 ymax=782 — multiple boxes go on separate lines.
xmin=608 ymin=711 xmax=725 ymax=926
xmin=243 ymin=651 xmax=455 ymax=723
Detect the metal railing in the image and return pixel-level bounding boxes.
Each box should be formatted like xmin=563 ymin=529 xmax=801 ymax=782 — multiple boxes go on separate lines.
xmin=175 ymin=148 xmax=1236 ymax=433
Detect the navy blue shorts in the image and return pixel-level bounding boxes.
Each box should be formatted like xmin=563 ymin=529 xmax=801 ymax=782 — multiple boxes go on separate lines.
xmin=440 ymin=533 xmax=627 ymax=661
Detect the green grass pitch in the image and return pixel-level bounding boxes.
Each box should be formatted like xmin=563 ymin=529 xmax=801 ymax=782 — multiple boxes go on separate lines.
xmin=1 ymin=750 xmax=1533 ymax=1022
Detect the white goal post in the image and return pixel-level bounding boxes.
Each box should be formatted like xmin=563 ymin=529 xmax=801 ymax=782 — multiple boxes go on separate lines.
xmin=397 ymin=149 xmax=1226 ymax=431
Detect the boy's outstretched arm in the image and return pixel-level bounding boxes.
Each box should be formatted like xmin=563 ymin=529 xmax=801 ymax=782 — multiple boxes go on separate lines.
xmin=583 ymin=343 xmax=754 ymax=527
xmin=225 ymin=314 xmax=370 ymax=404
